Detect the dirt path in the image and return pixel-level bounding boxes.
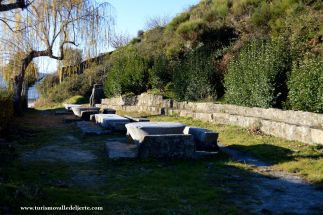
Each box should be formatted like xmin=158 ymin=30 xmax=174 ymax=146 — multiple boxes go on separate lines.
xmin=220 ymin=144 xmax=323 ymax=214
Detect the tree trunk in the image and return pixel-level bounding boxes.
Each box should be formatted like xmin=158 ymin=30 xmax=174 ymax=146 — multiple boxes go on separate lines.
xmin=13 ymin=54 xmax=33 ymax=115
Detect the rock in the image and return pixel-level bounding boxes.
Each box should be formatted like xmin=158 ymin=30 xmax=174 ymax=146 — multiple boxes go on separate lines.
xmin=89 ymin=84 xmax=104 ymax=107
xmin=126 ymin=122 xmax=186 ymax=143
xmin=95 ymin=114 xmax=130 ymax=131
xmin=105 ymin=138 xmax=138 ymax=159
xmin=183 ymin=127 xmax=219 ymax=152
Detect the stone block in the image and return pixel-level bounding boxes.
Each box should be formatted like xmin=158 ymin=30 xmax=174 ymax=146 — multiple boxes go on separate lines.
xmin=126 ymin=122 xmax=186 ymax=143
xmin=184 ymin=127 xmax=219 ymax=152
xmin=311 ymin=128 xmax=323 ymax=145
xmin=64 ymin=104 xmax=82 ymax=111
xmin=95 ymin=114 xmax=130 ymax=131
xmin=138 ymin=134 xmax=194 ymax=159
xmin=124 ymin=115 xmax=150 ymax=122
xmin=81 ymin=110 xmax=100 ymax=121
xmin=101 ymin=108 xmax=116 ymax=114
xmin=71 ymin=107 xmax=100 ymax=117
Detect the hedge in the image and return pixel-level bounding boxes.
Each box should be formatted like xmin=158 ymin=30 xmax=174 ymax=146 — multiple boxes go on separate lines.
xmin=225 ymin=39 xmax=291 ymax=108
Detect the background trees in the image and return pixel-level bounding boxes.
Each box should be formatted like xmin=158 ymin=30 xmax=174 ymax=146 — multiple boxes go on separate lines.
xmin=0 ymin=0 xmax=113 ymax=113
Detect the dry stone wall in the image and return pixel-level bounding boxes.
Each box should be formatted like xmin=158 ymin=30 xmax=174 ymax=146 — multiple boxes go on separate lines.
xmin=101 ymin=93 xmax=323 ymax=145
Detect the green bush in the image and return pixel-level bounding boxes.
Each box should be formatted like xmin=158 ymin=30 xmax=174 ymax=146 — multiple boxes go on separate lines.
xmin=173 ymin=49 xmax=217 ymax=101
xmin=176 ymin=19 xmax=208 ymax=41
xmin=225 ymin=39 xmax=291 ymax=108
xmin=288 ymin=57 xmax=323 ymax=113
xmin=167 ymin=12 xmax=190 ymax=31
xmin=0 ymin=90 xmax=13 ymax=131
xmin=104 ymin=48 xmax=149 ymax=98
xmin=38 ymin=63 xmax=106 ymax=103
xmin=149 ymin=54 xmax=172 ymax=91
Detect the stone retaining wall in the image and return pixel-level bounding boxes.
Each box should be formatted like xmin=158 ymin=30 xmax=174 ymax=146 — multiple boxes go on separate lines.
xmin=101 ymin=93 xmax=323 ymax=145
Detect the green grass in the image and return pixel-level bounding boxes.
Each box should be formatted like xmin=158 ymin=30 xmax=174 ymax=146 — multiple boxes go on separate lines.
xmin=147 ymin=115 xmax=323 ymax=185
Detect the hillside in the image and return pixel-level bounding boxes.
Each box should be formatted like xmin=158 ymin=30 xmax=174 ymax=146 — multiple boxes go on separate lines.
xmin=38 ymin=0 xmax=323 ymax=112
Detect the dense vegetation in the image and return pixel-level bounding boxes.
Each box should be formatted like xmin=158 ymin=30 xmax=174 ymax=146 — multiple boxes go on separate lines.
xmin=38 ymin=0 xmax=322 ymax=112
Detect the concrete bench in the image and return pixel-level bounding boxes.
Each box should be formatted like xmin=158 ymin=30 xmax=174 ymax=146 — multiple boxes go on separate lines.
xmin=138 ymin=134 xmax=194 ymax=159
xmin=95 ymin=114 xmax=130 ymax=131
xmin=81 ymin=110 xmax=100 ymax=121
xmin=64 ymin=104 xmax=82 ymax=111
xmin=183 ymin=127 xmax=219 ymax=152
xmin=71 ymin=107 xmax=100 ymax=117
xmin=126 ymin=122 xmax=186 ymax=143
xmin=124 ymin=115 xmax=150 ymax=123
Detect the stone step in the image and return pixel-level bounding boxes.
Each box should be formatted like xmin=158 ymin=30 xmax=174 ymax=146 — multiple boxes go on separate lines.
xmin=105 ymin=138 xmax=138 ymax=159
xmin=76 ymin=121 xmax=111 ymax=135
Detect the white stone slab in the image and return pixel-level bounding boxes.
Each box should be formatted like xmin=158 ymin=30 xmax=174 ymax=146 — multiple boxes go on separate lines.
xmin=126 ymin=122 xmax=186 ymax=143
xmin=64 ymin=104 xmax=82 ymax=110
xmin=71 ymin=107 xmax=100 ymax=117
xmin=95 ymin=114 xmax=130 ymax=131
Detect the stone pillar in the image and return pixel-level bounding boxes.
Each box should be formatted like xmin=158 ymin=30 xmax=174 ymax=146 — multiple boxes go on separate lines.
xmin=90 ymin=84 xmax=104 ymax=107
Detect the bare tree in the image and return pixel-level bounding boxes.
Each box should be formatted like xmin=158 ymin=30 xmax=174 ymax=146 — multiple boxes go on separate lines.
xmin=144 ymin=15 xmax=170 ymax=30
xmin=111 ymin=31 xmax=130 ymax=49
xmin=0 ymin=0 xmax=113 ymax=113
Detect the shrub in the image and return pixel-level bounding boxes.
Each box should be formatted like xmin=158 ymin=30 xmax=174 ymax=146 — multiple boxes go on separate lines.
xmin=37 ymin=74 xmax=59 ymax=98
xmin=0 ymin=90 xmax=13 ymax=132
xmin=176 ymin=19 xmax=208 ymax=42
xmin=104 ymin=48 xmax=149 ymax=98
xmin=167 ymin=12 xmax=190 ymax=31
xmin=225 ymin=39 xmax=291 ymax=108
xmin=149 ymin=54 xmax=172 ymax=91
xmin=211 ymin=0 xmax=229 ymax=18
xmin=38 ymin=63 xmax=106 ymax=103
xmin=173 ymin=49 xmax=217 ymax=101
xmin=288 ymin=57 xmax=323 ymax=113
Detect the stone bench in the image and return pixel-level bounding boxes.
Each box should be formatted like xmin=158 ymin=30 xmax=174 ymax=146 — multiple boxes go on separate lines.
xmin=125 ymin=122 xmax=186 ymax=143
xmin=124 ymin=115 xmax=150 ymax=122
xmin=95 ymin=114 xmax=130 ymax=131
xmin=81 ymin=110 xmax=100 ymax=121
xmin=138 ymin=134 xmax=194 ymax=159
xmin=64 ymin=104 xmax=82 ymax=111
xmin=183 ymin=127 xmax=219 ymax=152
xmin=71 ymin=107 xmax=100 ymax=117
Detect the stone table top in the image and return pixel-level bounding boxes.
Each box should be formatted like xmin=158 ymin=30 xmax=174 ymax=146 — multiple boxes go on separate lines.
xmin=126 ymin=122 xmax=186 ymax=142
